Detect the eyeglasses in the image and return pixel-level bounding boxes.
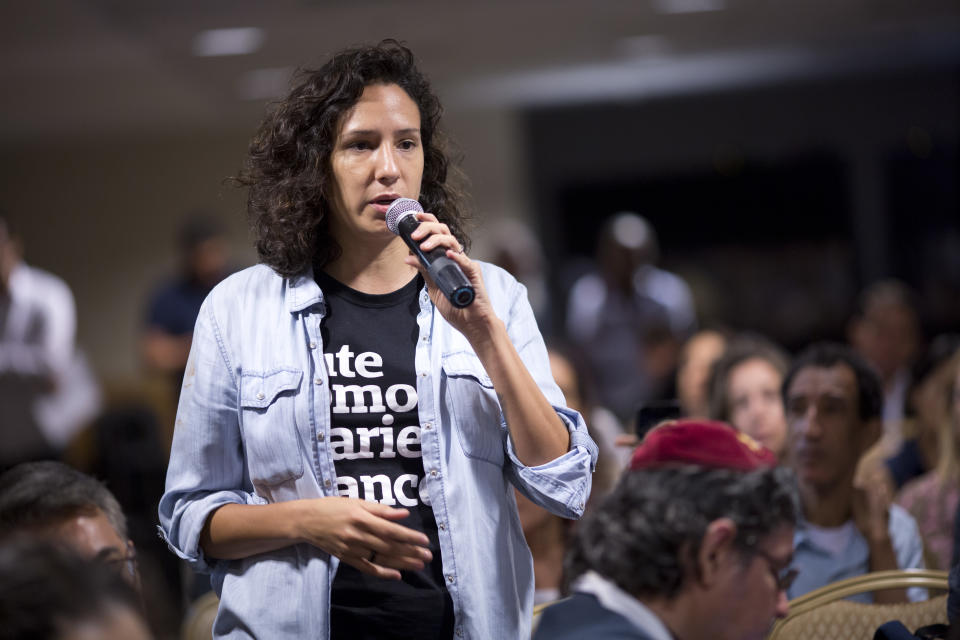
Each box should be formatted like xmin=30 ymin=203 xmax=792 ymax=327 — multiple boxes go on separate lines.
xmin=753 ymin=547 xmax=798 ymax=593
xmin=95 ymin=547 xmax=139 ymax=582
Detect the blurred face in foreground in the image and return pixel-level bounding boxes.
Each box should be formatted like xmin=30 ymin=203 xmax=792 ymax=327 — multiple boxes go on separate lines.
xmin=59 ymin=603 xmax=152 ymax=640
xmin=40 ymin=509 xmax=139 ymax=588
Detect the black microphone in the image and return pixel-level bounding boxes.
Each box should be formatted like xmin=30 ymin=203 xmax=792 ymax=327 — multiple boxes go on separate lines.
xmin=386 ymin=198 xmax=475 ymax=308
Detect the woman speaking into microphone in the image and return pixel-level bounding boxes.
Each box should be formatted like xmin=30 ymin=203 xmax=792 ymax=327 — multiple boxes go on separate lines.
xmin=159 ymin=40 xmax=597 ymax=640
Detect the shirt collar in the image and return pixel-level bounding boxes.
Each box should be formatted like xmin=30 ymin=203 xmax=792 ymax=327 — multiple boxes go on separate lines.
xmin=286 ymin=265 xmax=433 ymax=315
xmin=285 ymin=266 xmax=324 ymax=314
xmin=573 ymin=571 xmax=674 ymax=640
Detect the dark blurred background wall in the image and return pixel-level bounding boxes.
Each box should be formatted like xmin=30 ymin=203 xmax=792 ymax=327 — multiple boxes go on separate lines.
xmin=1 ymin=0 xmax=958 ymax=387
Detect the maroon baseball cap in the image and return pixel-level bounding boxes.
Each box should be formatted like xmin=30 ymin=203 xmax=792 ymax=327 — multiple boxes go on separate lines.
xmin=629 ymin=419 xmax=777 ymax=472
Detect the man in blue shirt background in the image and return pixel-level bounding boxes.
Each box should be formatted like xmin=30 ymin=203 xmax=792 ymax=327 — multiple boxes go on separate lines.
xmin=783 ymin=342 xmax=925 ymax=603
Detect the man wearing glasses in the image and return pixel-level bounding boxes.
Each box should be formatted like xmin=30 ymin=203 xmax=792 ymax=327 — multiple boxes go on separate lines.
xmin=534 ymin=419 xmax=798 ymax=640
xmin=0 ymin=461 xmax=140 ymax=590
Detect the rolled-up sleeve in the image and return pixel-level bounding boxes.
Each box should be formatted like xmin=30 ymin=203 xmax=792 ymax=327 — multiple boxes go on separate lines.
xmin=505 ymin=405 xmax=597 ymax=519
xmin=497 ymin=275 xmax=598 ymax=519
xmin=158 ymin=299 xmax=255 ymax=573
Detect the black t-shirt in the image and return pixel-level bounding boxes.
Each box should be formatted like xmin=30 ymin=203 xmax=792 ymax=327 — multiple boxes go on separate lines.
xmin=317 ymin=270 xmax=454 ymax=640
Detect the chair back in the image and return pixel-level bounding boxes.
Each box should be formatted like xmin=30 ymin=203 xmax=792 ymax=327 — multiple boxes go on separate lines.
xmin=768 ymin=569 xmax=950 ymax=640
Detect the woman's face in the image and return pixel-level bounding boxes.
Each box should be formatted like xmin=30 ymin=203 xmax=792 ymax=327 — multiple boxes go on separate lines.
xmin=677 ymin=331 xmax=726 ymax=418
xmin=328 ymin=83 xmax=424 ymax=243
xmin=727 ymin=357 xmax=788 ymax=457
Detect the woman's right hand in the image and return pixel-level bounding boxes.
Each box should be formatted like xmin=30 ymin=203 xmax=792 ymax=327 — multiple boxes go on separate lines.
xmin=291 ymin=497 xmax=433 ymax=580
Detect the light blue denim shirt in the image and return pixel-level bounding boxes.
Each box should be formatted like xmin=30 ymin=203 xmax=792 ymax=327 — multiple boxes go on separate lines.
xmin=787 ymin=504 xmax=926 ymax=603
xmin=159 ymin=261 xmax=598 ymax=639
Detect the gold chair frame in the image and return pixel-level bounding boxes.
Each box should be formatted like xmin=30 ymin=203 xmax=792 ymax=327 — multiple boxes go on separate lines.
xmin=768 ymin=569 xmax=950 ymax=640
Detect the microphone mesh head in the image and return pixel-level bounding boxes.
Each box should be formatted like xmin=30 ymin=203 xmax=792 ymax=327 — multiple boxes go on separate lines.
xmin=385 ymin=198 xmax=423 ymax=235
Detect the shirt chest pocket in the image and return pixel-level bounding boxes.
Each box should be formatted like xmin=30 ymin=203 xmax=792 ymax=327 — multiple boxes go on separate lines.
xmin=441 ymin=352 xmax=505 ymax=466
xmin=239 ymin=368 xmax=305 ymax=486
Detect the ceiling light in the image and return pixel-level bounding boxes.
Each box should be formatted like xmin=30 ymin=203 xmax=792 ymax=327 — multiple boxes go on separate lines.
xmin=193 ymin=28 xmax=264 ymax=57
xmin=651 ymin=0 xmax=725 ymax=14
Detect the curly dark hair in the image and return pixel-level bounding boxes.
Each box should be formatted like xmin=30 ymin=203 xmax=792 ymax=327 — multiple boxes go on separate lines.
xmin=565 ymin=465 xmax=799 ymax=600
xmin=236 ymin=39 xmax=470 ymax=276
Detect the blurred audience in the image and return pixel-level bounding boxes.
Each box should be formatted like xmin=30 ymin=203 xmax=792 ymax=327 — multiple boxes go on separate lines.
xmin=483 ymin=217 xmax=552 ymax=336
xmin=0 ymin=540 xmax=151 ymax=640
xmin=566 ymin=212 xmax=696 ymax=421
xmin=885 ymin=335 xmax=960 ymax=490
xmin=848 ymin=279 xmax=922 ymax=447
xmin=708 ymin=333 xmax=790 ymax=459
xmin=0 ymin=215 xmax=98 ymax=472
xmin=895 ymin=348 xmax=960 ymax=571
xmin=516 ymin=344 xmax=623 ymax=605
xmin=0 ymin=461 xmax=139 ymax=590
xmin=676 ymin=328 xmax=729 ymax=419
xmin=0 ymin=461 xmax=183 ymax=638
xmin=783 ymin=343 xmax=925 ymax=604
xmin=534 ymin=420 xmax=797 ymax=640
xmin=141 ymin=213 xmax=231 ymax=395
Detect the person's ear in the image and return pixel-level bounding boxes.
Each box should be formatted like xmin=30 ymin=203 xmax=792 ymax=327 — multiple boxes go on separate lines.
xmin=697 ymin=518 xmax=738 ymax=588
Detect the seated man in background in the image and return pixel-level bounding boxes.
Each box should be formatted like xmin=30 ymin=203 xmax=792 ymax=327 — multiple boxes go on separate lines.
xmin=0 ymin=539 xmax=151 ymax=640
xmin=141 ymin=213 xmax=231 ymax=395
xmin=535 ymin=419 xmax=798 ymax=640
xmin=783 ymin=343 xmax=925 ymax=603
xmin=0 ymin=460 xmax=138 ymax=590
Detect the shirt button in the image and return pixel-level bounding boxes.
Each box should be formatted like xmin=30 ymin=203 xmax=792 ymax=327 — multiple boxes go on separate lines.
xmin=420 ymin=372 xmax=427 ymax=378
xmin=317 ymin=432 xmax=325 ymax=442
xmin=455 ymin=629 xmax=463 ymax=638
xmin=309 ymin=342 xmax=316 ymax=349
xmin=430 ymin=470 xmax=438 ymax=477
xmin=423 ymin=422 xmax=432 ymax=430
xmin=421 ymin=335 xmax=429 ymax=342
xmin=256 ymin=392 xmax=265 ymax=400
xmin=438 ymin=522 xmax=445 ymax=531
xmin=446 ymin=574 xmax=455 ymax=584
xmin=314 ymin=378 xmax=323 ymax=385
xmin=324 ymin=479 xmax=331 ymax=488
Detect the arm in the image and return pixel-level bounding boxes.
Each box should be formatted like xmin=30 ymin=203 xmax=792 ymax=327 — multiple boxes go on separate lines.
xmin=852 ymin=480 xmax=908 ymax=603
xmin=201 ymin=498 xmax=432 ymax=581
xmin=141 ymin=328 xmax=192 ymax=373
xmin=405 ymin=214 xmax=569 ymax=467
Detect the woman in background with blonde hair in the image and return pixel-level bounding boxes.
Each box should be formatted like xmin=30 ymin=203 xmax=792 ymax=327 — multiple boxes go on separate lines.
xmin=895 ymin=346 xmax=960 ymax=571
